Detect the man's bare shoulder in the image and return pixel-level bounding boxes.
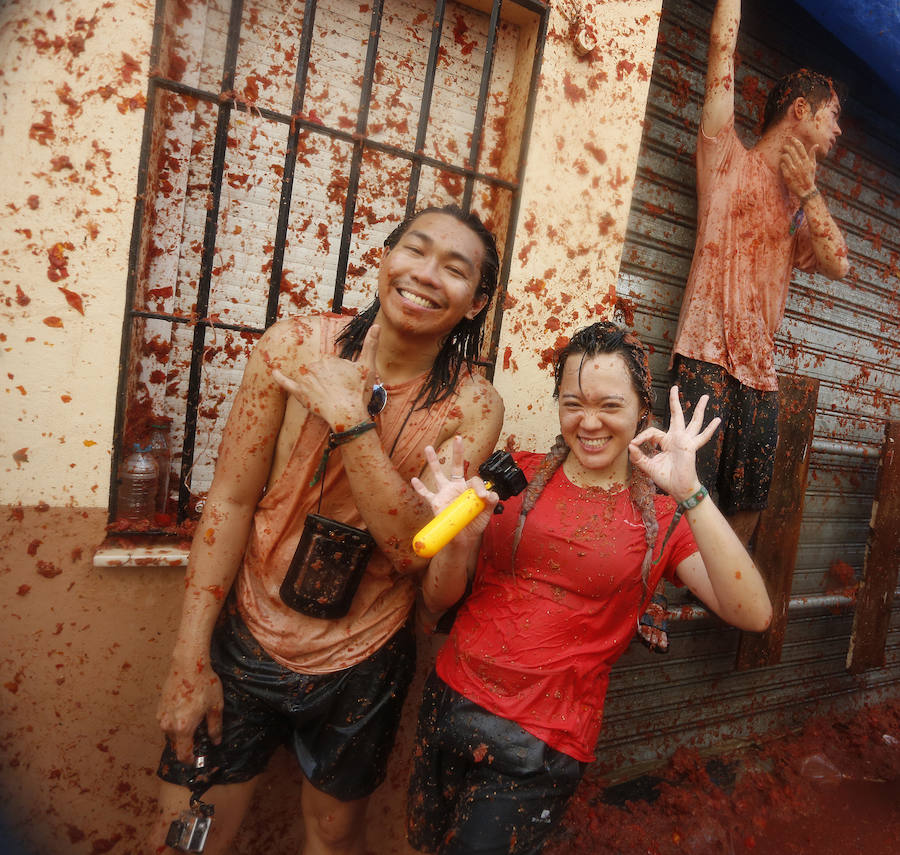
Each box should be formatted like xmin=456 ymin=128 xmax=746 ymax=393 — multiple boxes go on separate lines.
xmin=456 ymin=370 xmax=504 ymax=424
xmin=254 ymin=314 xmax=323 ymax=371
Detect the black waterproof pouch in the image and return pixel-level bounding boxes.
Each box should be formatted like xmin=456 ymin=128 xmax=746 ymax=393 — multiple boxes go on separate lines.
xmin=280 ymin=513 xmax=376 ymax=619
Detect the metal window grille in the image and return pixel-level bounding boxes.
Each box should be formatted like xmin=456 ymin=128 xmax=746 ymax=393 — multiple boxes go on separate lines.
xmin=109 ymin=0 xmax=549 ymax=531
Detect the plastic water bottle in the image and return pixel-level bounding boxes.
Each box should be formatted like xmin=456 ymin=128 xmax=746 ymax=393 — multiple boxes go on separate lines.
xmin=147 ymin=418 xmax=172 ymax=514
xmin=118 ymin=444 xmax=159 ymax=521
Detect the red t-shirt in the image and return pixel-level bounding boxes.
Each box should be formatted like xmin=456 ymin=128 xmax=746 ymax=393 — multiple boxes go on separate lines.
xmin=436 ymin=452 xmax=698 ymax=762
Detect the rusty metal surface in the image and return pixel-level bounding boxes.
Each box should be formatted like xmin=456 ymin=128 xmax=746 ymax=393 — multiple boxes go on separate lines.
xmin=847 ymin=422 xmax=900 ymax=673
xmin=603 ymin=0 xmax=900 ymax=776
xmin=736 ymin=375 xmax=819 ymax=670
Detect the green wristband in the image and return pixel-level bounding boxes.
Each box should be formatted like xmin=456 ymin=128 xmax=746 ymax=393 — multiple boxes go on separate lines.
xmin=652 ymin=485 xmax=709 ymax=566
xmin=678 ymin=485 xmax=708 ymax=512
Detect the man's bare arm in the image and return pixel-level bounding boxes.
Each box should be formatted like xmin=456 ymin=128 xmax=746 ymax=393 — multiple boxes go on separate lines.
xmin=701 ymin=0 xmax=741 ymax=138
xmin=272 ymin=326 xmax=504 ymax=574
xmin=156 ymin=322 xmax=294 ymax=762
xmin=802 ymin=191 xmax=850 ymax=279
xmin=340 ymin=373 xmax=504 ymax=574
xmin=780 ymin=136 xmax=850 ymax=279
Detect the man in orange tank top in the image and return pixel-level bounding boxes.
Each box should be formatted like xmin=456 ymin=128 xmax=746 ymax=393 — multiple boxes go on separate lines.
xmin=149 ymin=206 xmax=504 ymax=854
xmin=671 ymin=0 xmax=848 ymax=546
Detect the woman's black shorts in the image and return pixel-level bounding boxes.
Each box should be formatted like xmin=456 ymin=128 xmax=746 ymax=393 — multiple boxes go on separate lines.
xmin=407 ymin=671 xmax=585 ymax=855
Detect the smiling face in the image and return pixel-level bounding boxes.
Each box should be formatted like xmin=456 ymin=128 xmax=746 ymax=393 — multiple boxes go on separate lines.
xmin=557 ymin=352 xmax=646 ymax=487
xmin=376 ymin=211 xmax=488 ymax=340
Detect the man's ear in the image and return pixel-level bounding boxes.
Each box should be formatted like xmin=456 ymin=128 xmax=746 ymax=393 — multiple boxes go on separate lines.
xmin=791 ymin=96 xmax=810 ymax=121
xmin=465 ymin=290 xmax=489 ymax=320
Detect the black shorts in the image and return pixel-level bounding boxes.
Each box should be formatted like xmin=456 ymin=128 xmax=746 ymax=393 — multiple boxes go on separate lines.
xmin=157 ymin=598 xmax=416 ymax=802
xmin=673 ymin=356 xmax=779 ymax=515
xmin=407 ymin=671 xmax=585 ymax=855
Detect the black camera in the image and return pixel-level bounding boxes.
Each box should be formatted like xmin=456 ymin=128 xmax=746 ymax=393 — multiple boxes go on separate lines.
xmin=165 ymin=801 xmax=213 ymax=853
xmin=478 ymin=450 xmax=529 ymax=501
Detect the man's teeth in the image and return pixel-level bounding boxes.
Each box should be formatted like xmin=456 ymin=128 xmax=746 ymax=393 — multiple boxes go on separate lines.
xmin=400 ymin=290 xmax=438 ymax=309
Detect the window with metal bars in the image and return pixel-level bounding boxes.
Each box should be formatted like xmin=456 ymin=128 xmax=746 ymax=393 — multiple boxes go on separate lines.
xmin=109 ymin=0 xmax=548 ymax=532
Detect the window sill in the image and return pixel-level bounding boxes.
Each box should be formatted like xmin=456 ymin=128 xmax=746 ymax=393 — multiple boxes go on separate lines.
xmin=93 ymin=536 xmax=190 ymax=568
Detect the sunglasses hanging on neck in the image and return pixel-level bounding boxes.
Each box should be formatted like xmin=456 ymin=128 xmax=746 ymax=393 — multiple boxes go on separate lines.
xmin=367 ymin=380 xmax=417 ymax=459
xmin=368 ymin=382 xmax=387 ymax=418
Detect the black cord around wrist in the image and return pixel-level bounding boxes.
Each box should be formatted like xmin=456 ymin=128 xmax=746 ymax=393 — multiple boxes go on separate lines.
xmin=309 ymin=420 xmax=377 ymax=487
xmin=328 ymin=419 xmax=377 ymax=448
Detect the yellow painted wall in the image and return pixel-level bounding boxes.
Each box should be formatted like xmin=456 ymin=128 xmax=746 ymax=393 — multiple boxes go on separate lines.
xmin=0 ymin=0 xmax=154 ymax=507
xmin=0 ymin=0 xmax=662 ymax=509
xmin=495 ymin=1 xmax=662 ymax=451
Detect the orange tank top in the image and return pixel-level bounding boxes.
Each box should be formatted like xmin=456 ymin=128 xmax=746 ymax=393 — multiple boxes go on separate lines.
xmin=236 ymin=314 xmax=469 ymax=673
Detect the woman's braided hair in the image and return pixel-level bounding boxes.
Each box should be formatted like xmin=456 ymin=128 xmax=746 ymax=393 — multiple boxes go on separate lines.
xmin=510 ymin=321 xmax=659 ymax=591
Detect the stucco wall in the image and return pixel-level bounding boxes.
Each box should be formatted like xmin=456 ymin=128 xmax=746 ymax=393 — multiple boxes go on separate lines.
xmin=495 ymin=0 xmax=662 ymax=451
xmin=1 ymin=0 xmax=154 ymax=508
xmin=1 ymin=507 xmax=403 ymax=854
xmin=1 ymin=0 xmax=661 ymax=510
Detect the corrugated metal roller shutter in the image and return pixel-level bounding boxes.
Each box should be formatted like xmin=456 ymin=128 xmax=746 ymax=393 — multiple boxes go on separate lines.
xmin=600 ymin=0 xmax=899 ymax=779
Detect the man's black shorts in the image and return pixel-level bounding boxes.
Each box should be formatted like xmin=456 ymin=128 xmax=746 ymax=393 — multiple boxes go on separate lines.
xmin=407 ymin=671 xmax=585 ymax=855
xmin=673 ymin=355 xmax=779 ymax=515
xmin=157 ymin=598 xmax=415 ymax=802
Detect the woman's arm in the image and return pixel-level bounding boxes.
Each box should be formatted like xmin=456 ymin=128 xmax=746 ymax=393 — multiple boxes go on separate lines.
xmin=629 ymin=386 xmax=773 ymax=632
xmin=411 ymin=437 xmax=498 ymax=620
xmin=672 ymin=502 xmax=772 ymax=632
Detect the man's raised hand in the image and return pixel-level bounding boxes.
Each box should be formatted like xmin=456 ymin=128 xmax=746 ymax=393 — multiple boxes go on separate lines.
xmin=271 ymin=324 xmax=380 ymax=431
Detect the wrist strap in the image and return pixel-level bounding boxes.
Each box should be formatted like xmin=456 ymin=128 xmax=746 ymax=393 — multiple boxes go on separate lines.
xmin=330 ymin=419 xmax=377 ymax=447
xmin=678 ymin=484 xmax=708 ymax=511
xmin=309 ymin=420 xmax=377 ymax=488
xmin=799 ymin=187 xmax=820 ymax=205
xmin=652 ymin=485 xmax=708 ymax=565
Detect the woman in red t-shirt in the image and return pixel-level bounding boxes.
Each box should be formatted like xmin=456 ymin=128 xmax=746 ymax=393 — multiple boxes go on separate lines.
xmin=406 ymin=322 xmax=773 ymax=855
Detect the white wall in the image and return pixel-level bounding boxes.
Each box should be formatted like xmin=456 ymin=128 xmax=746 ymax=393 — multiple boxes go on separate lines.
xmin=0 ymin=0 xmax=661 ymax=508
xmin=0 ymin=0 xmax=154 ymax=506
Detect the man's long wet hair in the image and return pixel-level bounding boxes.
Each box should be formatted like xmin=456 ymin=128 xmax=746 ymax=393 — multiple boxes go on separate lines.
xmin=335 ymin=205 xmax=500 ymax=408
xmin=510 ymin=321 xmax=660 ymax=593
xmin=762 ymin=68 xmax=836 ymax=133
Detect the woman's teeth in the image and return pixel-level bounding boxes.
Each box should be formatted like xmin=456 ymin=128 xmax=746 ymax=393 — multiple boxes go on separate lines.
xmin=580 ymin=437 xmax=609 ymax=450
